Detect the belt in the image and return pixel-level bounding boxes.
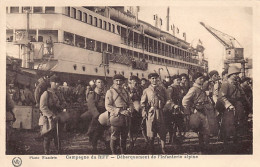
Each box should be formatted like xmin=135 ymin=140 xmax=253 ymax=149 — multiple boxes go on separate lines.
xmin=196 ymin=101 xmax=210 ymax=106
xmin=117 ymin=106 xmax=127 ymax=110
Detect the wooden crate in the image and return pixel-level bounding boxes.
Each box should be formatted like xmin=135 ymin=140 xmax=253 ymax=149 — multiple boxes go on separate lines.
xmin=12 ymin=106 xmax=40 ymax=129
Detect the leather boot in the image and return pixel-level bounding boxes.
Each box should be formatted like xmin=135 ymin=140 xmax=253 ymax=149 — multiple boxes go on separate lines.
xmin=110 ymin=140 xmax=117 ymax=155
xmin=120 ymin=139 xmax=127 ymax=154
xmin=161 ymin=140 xmax=166 ymax=154
xmin=43 ymin=137 xmax=50 ymax=155
xmin=148 ymin=139 xmax=154 ymax=154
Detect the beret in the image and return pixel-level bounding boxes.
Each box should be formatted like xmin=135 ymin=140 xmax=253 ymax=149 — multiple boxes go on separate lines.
xmin=209 ymin=70 xmax=219 ymax=77
xmin=148 ymin=73 xmax=159 ymax=79
xmin=172 ymin=74 xmax=180 ymax=81
xmin=113 ymin=74 xmax=125 ymax=80
xmin=140 ymin=78 xmax=147 ymax=81
xmin=180 ymin=73 xmax=188 ymax=79
xmin=129 ymin=75 xmax=139 ymax=81
xmin=193 ymin=72 xmax=204 ymax=81
xmin=49 ymin=75 xmax=60 ymax=83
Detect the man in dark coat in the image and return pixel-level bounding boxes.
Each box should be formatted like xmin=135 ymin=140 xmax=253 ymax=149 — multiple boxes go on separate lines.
xmin=165 ymin=74 xmax=184 ymax=144
xmin=182 ymin=72 xmax=213 ymax=153
xmin=140 ymin=73 xmax=167 ymax=154
xmin=126 ymin=75 xmax=145 ymax=150
xmin=86 ymin=78 xmax=109 ymax=153
xmin=218 ymin=66 xmax=250 ymax=144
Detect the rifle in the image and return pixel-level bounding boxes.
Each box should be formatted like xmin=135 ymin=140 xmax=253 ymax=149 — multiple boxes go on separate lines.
xmin=165 ymin=65 xmax=171 ymax=78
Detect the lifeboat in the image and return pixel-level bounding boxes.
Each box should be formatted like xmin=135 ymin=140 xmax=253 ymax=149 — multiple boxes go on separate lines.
xmin=138 ymin=20 xmax=161 ymax=38
xmin=179 ymin=41 xmax=190 ymax=49
xmin=160 ymin=31 xmax=178 ymax=45
xmin=109 ymin=7 xmax=136 ymax=27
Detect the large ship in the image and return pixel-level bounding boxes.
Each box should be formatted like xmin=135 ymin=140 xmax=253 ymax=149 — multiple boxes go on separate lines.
xmin=6 ymin=6 xmax=208 ymax=84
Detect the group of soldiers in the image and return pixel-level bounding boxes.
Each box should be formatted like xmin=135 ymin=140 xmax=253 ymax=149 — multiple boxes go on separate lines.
xmin=33 ymin=65 xmax=252 ymax=155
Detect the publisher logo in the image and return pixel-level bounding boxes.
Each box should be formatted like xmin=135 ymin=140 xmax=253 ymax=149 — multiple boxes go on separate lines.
xmin=12 ymin=157 xmax=22 ymax=167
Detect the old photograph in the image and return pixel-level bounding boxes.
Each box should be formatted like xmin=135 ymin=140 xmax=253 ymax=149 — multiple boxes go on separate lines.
xmin=5 ymin=5 xmax=253 ymax=157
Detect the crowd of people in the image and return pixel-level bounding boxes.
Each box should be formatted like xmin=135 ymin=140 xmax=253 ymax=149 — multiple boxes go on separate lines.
xmin=6 ymin=65 xmax=253 ymax=155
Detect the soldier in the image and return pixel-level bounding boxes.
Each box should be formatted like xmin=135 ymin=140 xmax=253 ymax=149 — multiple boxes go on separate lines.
xmin=182 ymin=72 xmax=213 ymax=153
xmin=126 ymin=75 xmax=145 ymax=150
xmin=6 ymin=91 xmax=16 ymax=154
xmin=86 ymin=78 xmax=109 ymax=153
xmin=165 ymin=74 xmax=185 ymax=144
xmin=208 ymin=70 xmax=221 ymax=104
xmin=140 ymin=73 xmax=167 ymax=154
xmin=39 ymin=75 xmax=63 ymax=154
xmin=140 ymin=78 xmax=149 ymax=90
xmin=180 ymin=73 xmax=190 ymax=96
xmin=105 ymin=74 xmax=132 ymax=154
xmin=23 ymin=84 xmax=35 ymax=106
xmin=74 ymin=80 xmax=86 ymax=103
xmin=34 ymin=75 xmax=50 ymax=107
xmin=221 ymin=69 xmax=228 ymax=83
xmin=218 ymin=66 xmax=250 ymax=144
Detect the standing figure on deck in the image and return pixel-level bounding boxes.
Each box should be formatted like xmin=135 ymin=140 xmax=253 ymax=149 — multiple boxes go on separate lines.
xmin=182 ymin=72 xmax=213 ymax=153
xmin=105 ymin=74 xmax=132 ymax=154
xmin=165 ymin=74 xmax=185 ymax=144
xmin=39 ymin=75 xmax=62 ymax=154
xmin=140 ymin=73 xmax=167 ymax=154
xmin=86 ymin=78 xmax=109 ymax=153
xmin=218 ymin=66 xmax=250 ymax=144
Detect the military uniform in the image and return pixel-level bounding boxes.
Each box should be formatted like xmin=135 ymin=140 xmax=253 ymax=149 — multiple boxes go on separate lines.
xmin=141 ymin=85 xmax=167 ymax=141
xmin=218 ymin=81 xmax=248 ymax=141
xmin=86 ymin=87 xmax=108 ymax=152
xmin=40 ymin=88 xmax=62 ymax=154
xmin=182 ymin=83 xmax=213 ymax=149
xmin=166 ymin=84 xmax=184 ymax=143
xmin=6 ymin=92 xmax=16 ymax=154
xmin=208 ymin=80 xmax=221 ymax=104
xmin=126 ymin=84 xmax=143 ymax=149
xmin=105 ymin=84 xmax=132 ymax=154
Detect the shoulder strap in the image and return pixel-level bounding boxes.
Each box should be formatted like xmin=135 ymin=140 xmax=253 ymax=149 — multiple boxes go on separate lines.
xmin=46 ymin=90 xmax=50 ymax=107
xmin=112 ymin=87 xmax=129 ymax=106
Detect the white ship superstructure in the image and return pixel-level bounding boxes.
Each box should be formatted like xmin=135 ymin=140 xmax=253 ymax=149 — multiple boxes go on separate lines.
xmin=6 ymin=6 xmax=208 ymax=81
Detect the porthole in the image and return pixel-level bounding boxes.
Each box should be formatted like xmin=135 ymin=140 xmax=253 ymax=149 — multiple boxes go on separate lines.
xmin=73 ymin=64 xmax=77 ymax=70
xmin=114 ymin=70 xmax=117 ymax=74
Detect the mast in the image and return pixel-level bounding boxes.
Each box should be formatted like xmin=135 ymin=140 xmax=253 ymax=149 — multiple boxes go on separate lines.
xmin=166 ymin=7 xmax=170 ymax=31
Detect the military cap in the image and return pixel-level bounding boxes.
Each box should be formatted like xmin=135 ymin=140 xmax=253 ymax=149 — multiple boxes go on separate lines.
xmin=227 ymin=66 xmax=241 ymax=77
xmin=148 ymin=73 xmax=159 ymax=79
xmin=209 ymin=70 xmax=219 ymax=77
xmin=129 ymin=75 xmax=139 ymax=81
xmin=172 ymin=74 xmax=180 ymax=81
xmin=49 ymin=75 xmax=60 ymax=83
xmin=113 ymin=74 xmax=125 ymax=80
xmin=180 ymin=73 xmax=188 ymax=79
xmin=140 ymin=78 xmax=147 ymax=81
xmin=193 ymin=72 xmax=204 ymax=81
